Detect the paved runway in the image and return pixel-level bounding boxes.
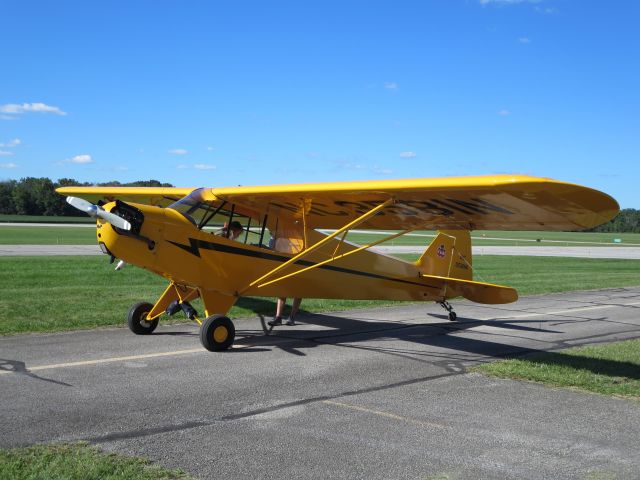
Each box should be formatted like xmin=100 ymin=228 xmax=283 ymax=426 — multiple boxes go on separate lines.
xmin=2 ymin=288 xmax=640 ymax=479
xmin=3 ymin=243 xmax=640 ymax=259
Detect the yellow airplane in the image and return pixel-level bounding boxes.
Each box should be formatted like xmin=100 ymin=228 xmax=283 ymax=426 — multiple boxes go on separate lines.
xmin=57 ymin=175 xmax=619 ymax=352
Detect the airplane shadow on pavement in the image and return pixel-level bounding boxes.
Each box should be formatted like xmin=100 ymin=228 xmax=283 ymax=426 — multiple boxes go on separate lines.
xmin=233 ymin=309 xmax=640 ymax=382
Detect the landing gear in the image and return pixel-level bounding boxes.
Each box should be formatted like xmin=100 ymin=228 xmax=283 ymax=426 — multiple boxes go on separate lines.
xmin=200 ymin=315 xmax=235 ymax=351
xmin=438 ymin=300 xmax=457 ymax=322
xmin=127 ymin=302 xmax=158 ymax=334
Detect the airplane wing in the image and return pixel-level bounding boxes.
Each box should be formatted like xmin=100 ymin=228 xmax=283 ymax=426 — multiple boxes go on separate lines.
xmin=55 ymin=186 xmax=196 ymax=207
xmin=202 ymin=175 xmax=618 ymax=231
xmin=57 ymin=175 xmax=618 ymax=231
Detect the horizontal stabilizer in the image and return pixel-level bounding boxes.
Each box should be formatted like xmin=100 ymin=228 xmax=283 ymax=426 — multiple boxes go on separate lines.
xmin=421 ymin=274 xmax=518 ymax=305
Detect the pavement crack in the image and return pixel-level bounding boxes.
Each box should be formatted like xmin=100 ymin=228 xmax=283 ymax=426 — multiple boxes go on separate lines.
xmin=81 ymin=371 xmax=462 ymax=445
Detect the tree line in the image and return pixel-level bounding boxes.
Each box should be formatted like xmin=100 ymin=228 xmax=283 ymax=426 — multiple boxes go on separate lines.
xmin=0 ymin=177 xmax=173 ymax=217
xmin=0 ymin=177 xmax=638 ymax=232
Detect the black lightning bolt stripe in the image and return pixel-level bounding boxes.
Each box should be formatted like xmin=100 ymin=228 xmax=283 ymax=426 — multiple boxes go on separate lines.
xmin=167 ymin=238 xmax=439 ymax=290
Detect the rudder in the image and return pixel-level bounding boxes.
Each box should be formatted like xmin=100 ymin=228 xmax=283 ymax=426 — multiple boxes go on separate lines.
xmin=415 ymin=230 xmax=472 ymax=280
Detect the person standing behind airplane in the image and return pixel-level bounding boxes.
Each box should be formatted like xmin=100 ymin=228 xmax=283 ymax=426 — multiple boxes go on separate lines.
xmin=268 ymin=229 xmax=303 ymax=327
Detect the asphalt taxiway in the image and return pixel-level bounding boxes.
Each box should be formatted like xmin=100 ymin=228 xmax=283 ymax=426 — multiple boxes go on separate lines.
xmin=2 ymin=287 xmax=640 ymax=479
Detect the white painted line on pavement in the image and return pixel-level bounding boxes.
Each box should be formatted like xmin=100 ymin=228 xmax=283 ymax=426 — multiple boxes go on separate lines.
xmin=0 ymin=342 xmax=262 ymax=376
xmin=491 ymin=301 xmax=640 ymax=320
xmin=323 ymin=399 xmax=447 ymax=429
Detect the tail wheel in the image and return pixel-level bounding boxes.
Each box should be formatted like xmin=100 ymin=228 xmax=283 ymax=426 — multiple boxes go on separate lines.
xmin=127 ymin=302 xmax=158 ymax=335
xmin=200 ymin=315 xmax=235 ymax=351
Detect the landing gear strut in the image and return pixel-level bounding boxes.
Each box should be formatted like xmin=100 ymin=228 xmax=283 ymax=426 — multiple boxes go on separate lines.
xmin=438 ymin=300 xmax=457 ymax=322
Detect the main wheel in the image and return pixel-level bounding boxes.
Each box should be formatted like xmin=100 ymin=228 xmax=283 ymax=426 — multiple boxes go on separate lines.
xmin=200 ymin=315 xmax=235 ymax=351
xmin=127 ymin=302 xmax=158 ymax=335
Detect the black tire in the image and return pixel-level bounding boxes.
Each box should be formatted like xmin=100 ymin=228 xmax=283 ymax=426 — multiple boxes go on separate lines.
xmin=127 ymin=302 xmax=158 ymax=335
xmin=200 ymin=315 xmax=235 ymax=352
xmin=448 ymin=311 xmax=457 ymax=322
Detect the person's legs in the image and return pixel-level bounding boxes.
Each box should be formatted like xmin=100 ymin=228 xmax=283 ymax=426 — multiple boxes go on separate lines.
xmin=268 ymin=298 xmax=287 ymax=326
xmin=286 ymin=298 xmax=302 ymax=325
xmin=290 ymin=298 xmax=301 ymax=318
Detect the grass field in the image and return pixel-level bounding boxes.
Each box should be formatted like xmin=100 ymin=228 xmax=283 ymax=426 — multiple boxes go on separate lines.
xmin=474 ymin=339 xmax=640 ymax=399
xmin=0 ymin=222 xmax=640 ymax=247
xmin=0 ymin=443 xmax=191 ymax=480
xmin=1 ymin=255 xmax=639 ymax=335
xmin=0 ymin=214 xmax=92 ymax=223
xmin=344 ymin=229 xmax=640 ymax=247
xmin=0 ymin=225 xmax=95 ymax=244
xmin=2 ymin=224 xmax=640 ymax=246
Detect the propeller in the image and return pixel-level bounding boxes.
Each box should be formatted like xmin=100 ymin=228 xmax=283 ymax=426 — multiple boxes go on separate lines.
xmin=66 ymin=196 xmax=132 ymax=231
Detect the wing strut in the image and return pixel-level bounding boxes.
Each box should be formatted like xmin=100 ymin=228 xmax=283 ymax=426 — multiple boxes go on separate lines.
xmin=239 ymin=197 xmax=395 ymax=294
xmin=254 ymin=225 xmax=422 ymax=289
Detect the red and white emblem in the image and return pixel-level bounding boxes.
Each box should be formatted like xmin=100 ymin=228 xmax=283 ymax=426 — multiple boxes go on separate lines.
xmin=437 ymin=244 xmax=446 ymax=258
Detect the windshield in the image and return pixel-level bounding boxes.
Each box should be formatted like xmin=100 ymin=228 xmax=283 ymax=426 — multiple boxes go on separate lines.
xmin=168 ymin=189 xmax=269 ymax=246
xmin=168 ymin=188 xmax=222 ymax=228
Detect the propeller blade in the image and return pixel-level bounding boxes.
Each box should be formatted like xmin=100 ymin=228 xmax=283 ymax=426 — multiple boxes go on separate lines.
xmin=96 ymin=209 xmax=132 ymax=231
xmin=66 ymin=196 xmax=98 ymax=216
xmin=65 ymin=196 xmax=131 ymax=231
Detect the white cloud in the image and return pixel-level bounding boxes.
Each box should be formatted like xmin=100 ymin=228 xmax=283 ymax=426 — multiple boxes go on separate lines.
xmin=372 ymin=165 xmax=393 ymax=175
xmin=0 ymin=150 xmax=14 ymax=157
xmin=206 ymin=146 xmax=215 ymax=151
xmin=480 ymin=0 xmax=542 ymax=5
xmin=0 ymin=162 xmax=18 ymax=169
xmin=169 ymin=148 xmax=188 ymax=155
xmin=0 ymin=102 xmax=67 ymax=116
xmin=176 ymin=163 xmax=216 ymax=170
xmin=518 ymin=37 xmax=531 ymax=44
xmin=194 ymin=163 xmax=216 ymax=170
xmin=70 ymin=154 xmax=93 ymax=164
xmin=535 ymin=6 xmax=557 ymax=14
xmin=338 ymin=161 xmax=366 ymax=170
xmin=498 ymin=109 xmax=512 ymax=116
xmin=0 ymin=138 xmax=21 ymax=148
xmin=400 ymin=151 xmax=417 ymax=159
xmin=384 ymin=82 xmax=399 ymax=91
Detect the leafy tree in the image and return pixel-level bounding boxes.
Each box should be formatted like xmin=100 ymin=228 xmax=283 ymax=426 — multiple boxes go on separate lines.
xmin=591 ymin=209 xmax=640 ymax=233
xmin=0 ymin=180 xmax=17 ymax=214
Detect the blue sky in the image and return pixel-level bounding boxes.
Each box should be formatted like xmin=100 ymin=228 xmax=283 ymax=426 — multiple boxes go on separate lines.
xmin=1 ymin=0 xmax=638 ymax=207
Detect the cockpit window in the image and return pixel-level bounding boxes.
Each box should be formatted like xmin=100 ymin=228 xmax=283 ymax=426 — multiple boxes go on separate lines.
xmin=168 ymin=189 xmax=269 ymax=247
xmin=167 ymin=188 xmax=218 ymax=228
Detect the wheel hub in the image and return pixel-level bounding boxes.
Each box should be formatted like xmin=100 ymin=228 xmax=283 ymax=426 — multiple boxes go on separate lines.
xmin=213 ymin=326 xmax=228 ymax=343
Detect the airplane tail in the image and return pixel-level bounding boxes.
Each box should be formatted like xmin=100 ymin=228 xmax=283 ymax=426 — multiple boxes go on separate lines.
xmin=415 ymin=230 xmax=472 ymax=280
xmin=415 ymin=230 xmax=517 ymax=304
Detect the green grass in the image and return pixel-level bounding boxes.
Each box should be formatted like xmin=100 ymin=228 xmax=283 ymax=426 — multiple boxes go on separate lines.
xmin=1 ymin=255 xmax=639 ymax=335
xmin=0 ymin=256 xmax=410 ymax=334
xmin=452 ymin=255 xmax=640 ymax=295
xmin=0 ymin=226 xmax=95 ymax=244
xmin=0 ymin=214 xmax=93 ymax=223
xmin=344 ymin=229 xmax=640 ymax=247
xmin=473 ymin=339 xmax=640 ymax=399
xmin=0 ymin=443 xmax=191 ymax=480
xmin=3 ymin=225 xmax=640 ymax=246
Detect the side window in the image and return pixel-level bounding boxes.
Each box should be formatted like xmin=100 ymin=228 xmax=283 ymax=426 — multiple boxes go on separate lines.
xmin=201 ymin=205 xmax=269 ymax=247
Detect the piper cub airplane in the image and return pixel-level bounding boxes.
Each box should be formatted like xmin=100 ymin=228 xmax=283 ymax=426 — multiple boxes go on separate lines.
xmin=57 ymin=175 xmax=618 ymax=352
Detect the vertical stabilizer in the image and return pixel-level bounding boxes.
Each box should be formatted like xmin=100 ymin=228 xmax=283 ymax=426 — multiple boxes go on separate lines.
xmin=415 ymin=230 xmax=472 ymax=280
